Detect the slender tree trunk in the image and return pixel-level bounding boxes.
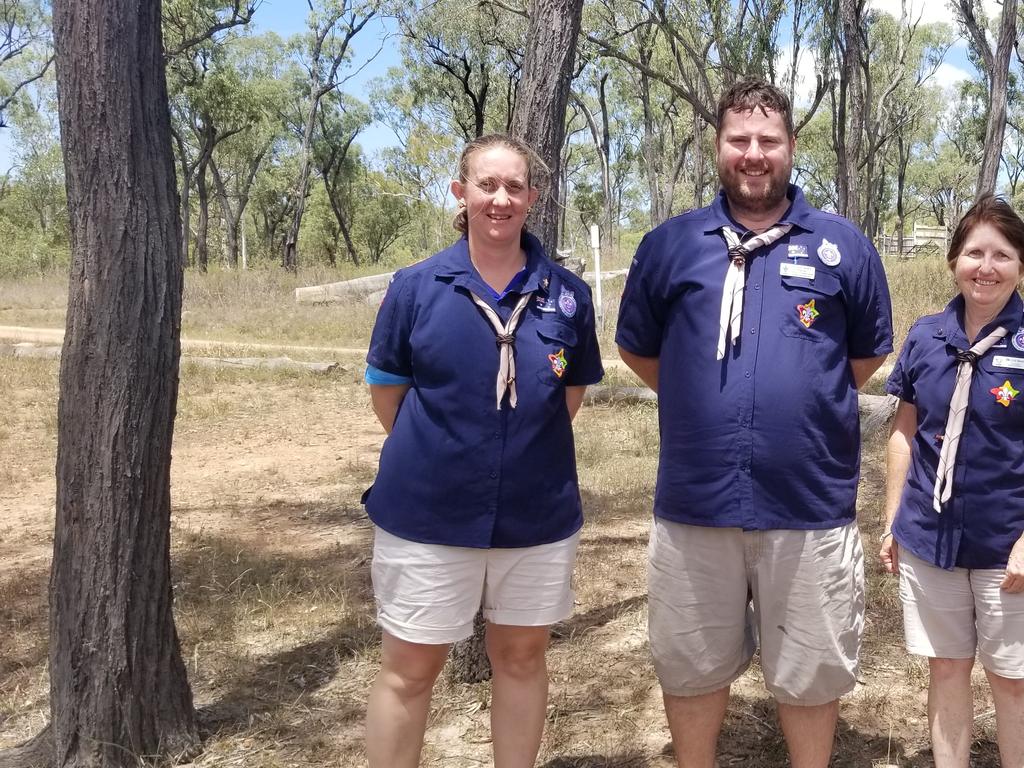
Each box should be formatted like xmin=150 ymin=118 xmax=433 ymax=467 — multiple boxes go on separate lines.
xmin=195 ymin=163 xmax=210 ymax=272
xmin=509 ymin=0 xmax=585 ymax=256
xmin=284 ymin=93 xmax=320 ymax=271
xmin=977 ymin=0 xmax=1017 ymax=195
xmin=48 ymin=2 xmax=198 ymax=767
xmin=838 ymin=0 xmax=864 ymax=225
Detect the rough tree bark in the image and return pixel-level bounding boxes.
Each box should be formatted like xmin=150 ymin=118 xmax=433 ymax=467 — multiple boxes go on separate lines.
xmin=956 ymin=0 xmax=1018 ymax=196
xmin=47 ymin=1 xmax=198 ymax=765
xmin=509 ymin=0 xmax=585 ymax=257
xmin=836 ymin=0 xmax=864 ymax=225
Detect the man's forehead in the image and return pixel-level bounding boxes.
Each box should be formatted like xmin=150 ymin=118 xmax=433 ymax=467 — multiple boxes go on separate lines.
xmin=718 ymin=107 xmax=790 ymax=134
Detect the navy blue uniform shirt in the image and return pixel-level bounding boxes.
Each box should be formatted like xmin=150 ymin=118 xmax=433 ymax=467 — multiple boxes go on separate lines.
xmin=364 ymin=233 xmax=604 ymax=548
xmin=616 ymin=186 xmax=893 ymax=530
xmin=886 ymin=293 xmax=1024 ymax=570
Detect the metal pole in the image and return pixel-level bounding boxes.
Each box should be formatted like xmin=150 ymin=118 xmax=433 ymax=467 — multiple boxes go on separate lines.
xmin=590 ymin=223 xmax=603 ymax=331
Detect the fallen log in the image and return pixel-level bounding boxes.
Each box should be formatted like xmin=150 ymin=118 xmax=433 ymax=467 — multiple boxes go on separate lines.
xmin=1 ymin=344 xmax=341 ymax=375
xmin=584 ymin=386 xmax=899 ymax=435
xmin=295 ymin=272 xmax=394 ymax=304
xmin=185 ymin=356 xmax=341 ymax=374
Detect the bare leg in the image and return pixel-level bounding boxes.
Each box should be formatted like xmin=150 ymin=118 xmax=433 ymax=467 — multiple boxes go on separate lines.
xmin=985 ymin=668 xmax=1024 ymax=768
xmin=663 ymin=687 xmax=730 ymax=768
xmin=365 ymin=632 xmax=451 ymax=768
xmin=486 ymin=622 xmax=551 ymax=768
xmin=776 ymin=699 xmax=838 ymax=768
xmin=927 ymin=657 xmax=975 ymax=768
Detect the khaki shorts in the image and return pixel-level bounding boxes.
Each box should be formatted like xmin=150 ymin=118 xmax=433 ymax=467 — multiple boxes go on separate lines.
xmin=648 ymin=518 xmax=864 ymax=705
xmin=899 ymin=548 xmax=1024 ymax=678
xmin=371 ymin=527 xmax=579 ymax=644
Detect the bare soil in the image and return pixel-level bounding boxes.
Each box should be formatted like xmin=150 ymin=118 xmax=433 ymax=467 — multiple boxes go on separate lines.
xmin=0 ymin=333 xmax=1007 ymax=767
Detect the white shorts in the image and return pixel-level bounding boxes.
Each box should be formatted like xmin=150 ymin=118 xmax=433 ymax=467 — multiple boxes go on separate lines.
xmin=371 ymin=527 xmax=580 ymax=644
xmin=648 ymin=519 xmax=864 ymax=705
xmin=899 ymin=548 xmax=1024 ymax=678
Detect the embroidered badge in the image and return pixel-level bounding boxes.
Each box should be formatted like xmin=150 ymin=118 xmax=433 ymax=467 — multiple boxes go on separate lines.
xmin=787 ymin=244 xmax=808 ymax=262
xmin=797 ymin=299 xmax=820 ymax=328
xmin=548 ymin=348 xmax=568 ymax=378
xmin=1013 ymin=327 xmax=1024 ymax=352
xmin=558 ymin=288 xmax=577 ymax=318
xmin=535 ymin=294 xmax=556 ymax=312
xmin=991 ymin=379 xmax=1019 ymax=407
xmin=817 ymin=238 xmax=841 ymax=267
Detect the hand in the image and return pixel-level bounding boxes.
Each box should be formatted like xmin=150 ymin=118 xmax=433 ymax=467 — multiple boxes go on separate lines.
xmin=879 ymin=534 xmax=899 ymax=574
xmin=1001 ymin=537 xmax=1024 ymax=593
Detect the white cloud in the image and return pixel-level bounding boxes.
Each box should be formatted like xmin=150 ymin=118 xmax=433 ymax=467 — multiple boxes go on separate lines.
xmin=867 ymin=0 xmax=956 ymax=27
xmin=775 ymin=42 xmax=823 ymax=110
xmin=932 ymin=61 xmax=972 ymax=91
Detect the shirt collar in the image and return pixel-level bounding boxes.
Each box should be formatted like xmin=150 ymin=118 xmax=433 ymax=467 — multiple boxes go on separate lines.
xmin=938 ymin=291 xmax=1024 ymax=347
xmin=702 ymin=184 xmax=816 ymax=236
xmin=433 ymin=232 xmax=552 ymax=295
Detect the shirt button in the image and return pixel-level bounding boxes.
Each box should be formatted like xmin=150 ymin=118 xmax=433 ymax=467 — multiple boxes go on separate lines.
xmin=754 ymin=283 xmax=761 ymax=290
xmin=490 ymin=471 xmax=498 ymax=479
xmin=494 ymin=432 xmax=501 ymax=439
xmin=744 ymin=371 xmax=751 ymax=378
xmin=749 ymin=328 xmax=755 ymax=334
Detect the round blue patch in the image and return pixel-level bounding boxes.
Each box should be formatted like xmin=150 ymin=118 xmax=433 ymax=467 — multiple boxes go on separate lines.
xmin=558 ymin=289 xmax=577 ymax=318
xmin=1012 ymin=326 xmax=1024 ymax=352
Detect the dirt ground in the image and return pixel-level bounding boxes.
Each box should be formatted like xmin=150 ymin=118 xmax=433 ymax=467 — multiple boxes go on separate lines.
xmin=0 ymin=332 xmax=1008 ymax=767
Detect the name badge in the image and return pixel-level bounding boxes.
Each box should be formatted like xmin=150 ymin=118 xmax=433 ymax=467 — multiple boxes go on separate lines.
xmin=780 ymin=262 xmax=816 ymax=280
xmin=992 ymin=355 xmax=1024 ymax=370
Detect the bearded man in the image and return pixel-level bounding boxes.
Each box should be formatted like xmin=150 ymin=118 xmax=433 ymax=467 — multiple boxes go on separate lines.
xmin=616 ymin=79 xmax=893 ymax=768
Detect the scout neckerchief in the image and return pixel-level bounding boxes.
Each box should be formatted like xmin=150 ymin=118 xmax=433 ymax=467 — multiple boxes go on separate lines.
xmin=717 ymin=224 xmax=793 ymax=360
xmin=932 ymin=324 xmax=1009 ymax=512
xmin=468 ymin=290 xmax=535 ymax=409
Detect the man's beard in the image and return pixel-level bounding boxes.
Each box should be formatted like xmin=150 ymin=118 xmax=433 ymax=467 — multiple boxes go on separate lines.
xmin=719 ymin=163 xmax=790 ymax=214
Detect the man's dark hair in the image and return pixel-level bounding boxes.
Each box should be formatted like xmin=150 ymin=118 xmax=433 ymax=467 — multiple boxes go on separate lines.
xmin=716 ymin=79 xmax=794 ymax=138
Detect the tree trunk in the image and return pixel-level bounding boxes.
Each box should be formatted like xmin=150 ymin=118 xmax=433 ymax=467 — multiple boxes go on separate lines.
xmin=838 ymin=0 xmax=864 ymax=225
xmin=50 ymin=1 xmax=198 ymax=767
xmin=196 ymin=162 xmax=210 ymax=272
xmin=509 ymin=0 xmax=585 ymax=257
xmin=977 ymin=0 xmax=1017 ymax=196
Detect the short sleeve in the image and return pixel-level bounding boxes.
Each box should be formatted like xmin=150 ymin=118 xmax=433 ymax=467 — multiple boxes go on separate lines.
xmin=366 ymin=271 xmax=414 ymax=378
xmin=615 ymin=232 xmax=670 ymax=357
xmin=846 ymin=238 xmax=894 ymax=359
xmin=885 ymin=333 xmax=916 ymax=403
xmin=566 ymin=284 xmax=604 ymax=386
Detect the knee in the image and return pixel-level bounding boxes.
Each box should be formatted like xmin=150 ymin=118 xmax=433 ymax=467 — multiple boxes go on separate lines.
xmin=378 ymin=646 xmax=447 ymax=699
xmin=929 ymin=657 xmax=974 ymax=683
xmin=987 ymin=671 xmax=1024 ymax=700
xmin=487 ymin=634 xmax=549 ymax=679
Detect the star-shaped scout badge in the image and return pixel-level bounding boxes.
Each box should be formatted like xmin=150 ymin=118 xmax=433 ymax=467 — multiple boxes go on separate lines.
xmin=549 ymin=348 xmax=568 ymax=378
xmin=797 ymin=299 xmax=820 ymax=329
xmin=991 ymin=379 xmax=1019 ymax=407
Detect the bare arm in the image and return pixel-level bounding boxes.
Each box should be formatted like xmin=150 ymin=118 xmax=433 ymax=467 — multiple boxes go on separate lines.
xmin=369 ymin=383 xmax=411 ymax=434
xmin=566 ymin=385 xmax=587 ymax=420
xmin=850 ymin=354 xmax=888 ymax=390
xmin=880 ymin=400 xmax=916 ymax=574
xmin=617 ymin=347 xmax=660 ymax=392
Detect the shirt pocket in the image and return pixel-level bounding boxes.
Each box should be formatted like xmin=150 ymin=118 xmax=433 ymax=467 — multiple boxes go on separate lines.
xmin=777 ymin=271 xmax=844 ymax=343
xmin=975 ymin=356 xmax=1024 ymax=426
xmin=535 ymin=322 xmax=578 ymax=386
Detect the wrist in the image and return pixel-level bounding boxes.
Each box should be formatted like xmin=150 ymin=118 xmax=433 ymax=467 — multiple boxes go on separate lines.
xmin=879 ymin=531 xmax=894 ymax=543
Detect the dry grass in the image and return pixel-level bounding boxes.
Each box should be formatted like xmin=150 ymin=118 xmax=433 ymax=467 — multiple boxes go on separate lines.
xmin=0 ymin=255 xmax=1011 ymax=767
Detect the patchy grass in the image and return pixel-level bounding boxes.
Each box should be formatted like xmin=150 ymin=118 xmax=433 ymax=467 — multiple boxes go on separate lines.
xmin=0 ymin=256 xmax=1012 ymax=766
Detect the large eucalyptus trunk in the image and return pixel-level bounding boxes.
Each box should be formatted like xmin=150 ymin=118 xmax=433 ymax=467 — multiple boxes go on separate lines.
xmin=47 ymin=1 xmax=198 ymax=765
xmin=509 ymin=0 xmax=585 ymax=257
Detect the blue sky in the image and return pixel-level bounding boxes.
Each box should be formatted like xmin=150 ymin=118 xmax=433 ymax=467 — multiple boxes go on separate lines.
xmin=0 ymin=1 xmax=986 ymax=172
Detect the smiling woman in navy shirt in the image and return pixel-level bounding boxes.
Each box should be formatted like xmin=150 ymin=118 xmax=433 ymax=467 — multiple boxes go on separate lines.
xmin=362 ymin=134 xmax=603 ymax=768
xmin=881 ymin=195 xmax=1024 ymax=767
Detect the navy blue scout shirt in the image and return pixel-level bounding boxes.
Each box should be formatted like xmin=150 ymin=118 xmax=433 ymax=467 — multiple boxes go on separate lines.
xmin=886 ymin=293 xmax=1024 ymax=570
xmin=616 ymin=186 xmax=893 ymax=530
xmin=364 ymin=232 xmax=604 ymax=548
